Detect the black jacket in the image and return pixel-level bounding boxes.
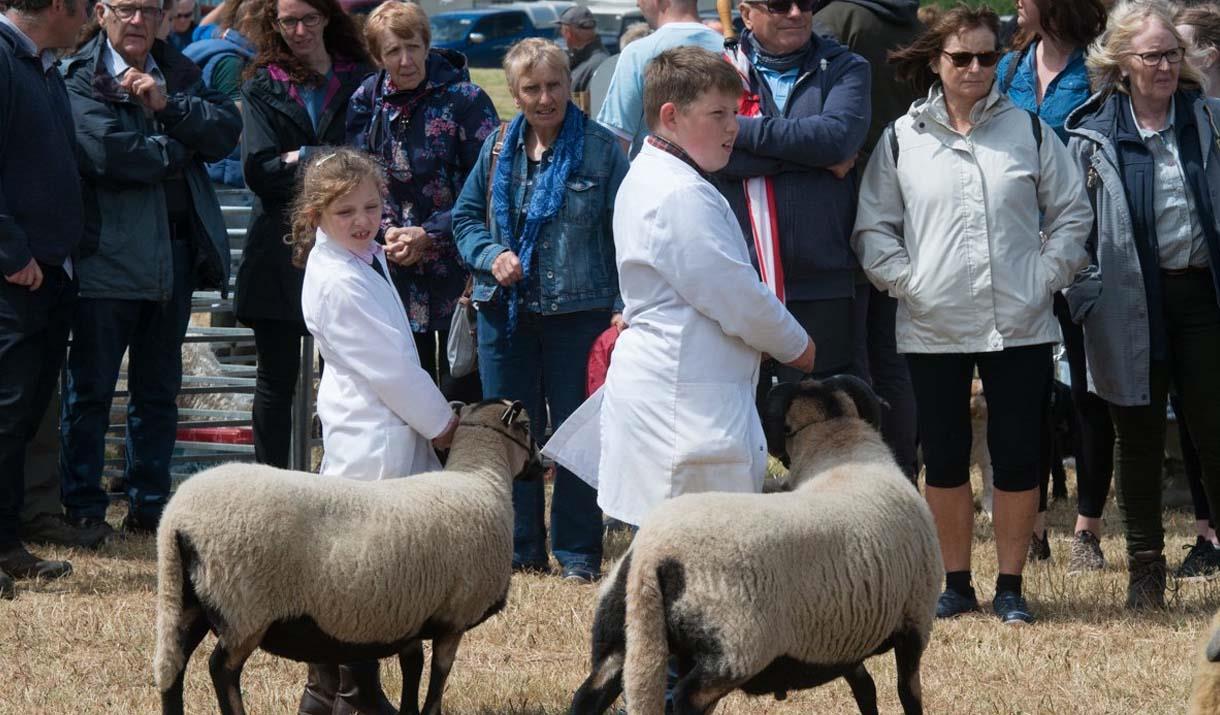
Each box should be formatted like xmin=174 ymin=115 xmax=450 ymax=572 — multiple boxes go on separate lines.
xmin=236 ymin=59 xmax=371 ymax=327
xmin=0 ymin=21 xmax=83 ymax=275
xmin=60 ymin=33 xmax=240 ymax=300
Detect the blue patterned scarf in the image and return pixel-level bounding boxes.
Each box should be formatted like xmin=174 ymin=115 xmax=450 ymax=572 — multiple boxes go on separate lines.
xmin=492 ymin=102 xmax=585 ymax=334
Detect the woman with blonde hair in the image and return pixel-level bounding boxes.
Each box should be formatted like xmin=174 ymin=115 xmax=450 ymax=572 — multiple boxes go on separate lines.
xmin=453 ymin=38 xmax=628 ymax=583
xmin=1064 ymin=0 xmax=1220 ymax=609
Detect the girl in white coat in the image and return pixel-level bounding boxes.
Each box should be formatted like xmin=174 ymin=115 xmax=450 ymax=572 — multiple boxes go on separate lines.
xmin=294 ymin=149 xmax=458 ymax=481
xmin=547 ymin=48 xmax=814 ymax=528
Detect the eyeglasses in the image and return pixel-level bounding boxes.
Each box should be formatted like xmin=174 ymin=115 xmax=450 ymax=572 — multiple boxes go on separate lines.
xmin=173 ymin=10 xmax=193 ymax=19
xmin=940 ymin=50 xmax=1001 ymax=68
xmin=277 ymin=12 xmax=324 ymax=31
xmin=1130 ymin=48 xmax=1185 ymax=67
xmin=102 ymin=3 xmax=164 ymax=21
xmin=742 ymin=0 xmax=815 ymax=15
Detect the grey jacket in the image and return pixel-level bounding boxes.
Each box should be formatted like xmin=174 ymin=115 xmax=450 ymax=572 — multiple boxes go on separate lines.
xmin=60 ymin=34 xmax=240 ymax=301
xmin=853 ymin=83 xmax=1091 ymax=354
xmin=1064 ymin=91 xmax=1220 ymax=406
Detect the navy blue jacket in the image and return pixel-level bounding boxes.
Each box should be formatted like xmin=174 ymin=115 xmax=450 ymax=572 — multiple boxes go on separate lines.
xmin=0 ymin=21 xmax=83 ymax=275
xmin=714 ymin=31 xmax=871 ymax=302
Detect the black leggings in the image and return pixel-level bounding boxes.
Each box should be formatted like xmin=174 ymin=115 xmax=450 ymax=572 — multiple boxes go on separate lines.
xmin=907 ymin=344 xmax=1052 ymax=492
xmin=1054 ymin=295 xmax=1116 ymax=520
xmin=252 ymin=319 xmax=305 ymax=469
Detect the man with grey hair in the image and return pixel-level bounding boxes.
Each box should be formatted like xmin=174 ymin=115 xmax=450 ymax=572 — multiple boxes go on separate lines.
xmin=0 ymin=0 xmax=92 ymax=599
xmin=557 ymin=5 xmax=607 ymax=109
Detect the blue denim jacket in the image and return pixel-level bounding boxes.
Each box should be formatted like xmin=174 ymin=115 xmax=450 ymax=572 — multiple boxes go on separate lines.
xmin=997 ymin=42 xmax=1090 ymax=144
xmin=453 ymin=114 xmax=628 ymax=314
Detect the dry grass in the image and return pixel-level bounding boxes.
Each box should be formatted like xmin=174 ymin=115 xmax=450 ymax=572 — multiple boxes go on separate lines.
xmin=470 ymin=69 xmax=517 ymax=123
xmin=1 ymin=471 xmax=1216 ymax=715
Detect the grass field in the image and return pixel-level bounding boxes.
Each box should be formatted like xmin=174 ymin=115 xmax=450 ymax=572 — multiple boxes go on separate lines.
xmin=1 ymin=469 xmax=1217 ymax=715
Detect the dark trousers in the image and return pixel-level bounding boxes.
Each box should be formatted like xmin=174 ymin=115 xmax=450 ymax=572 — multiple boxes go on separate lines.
xmin=1110 ymin=270 xmax=1220 ymax=556
xmin=1173 ymin=393 xmax=1211 ymax=524
xmin=414 ymin=329 xmax=482 ymax=404
xmin=477 ymin=306 xmax=608 ymax=572
xmin=907 ymin=344 xmax=1052 ymax=492
xmin=1054 ymin=295 xmax=1116 ymax=519
xmin=0 ymin=264 xmax=76 ymax=548
xmin=856 ymin=285 xmax=919 ymax=479
xmin=756 ymin=296 xmax=860 ymax=405
xmin=23 ymin=388 xmax=63 ymax=522
xmin=61 ymin=242 xmax=194 ymax=522
xmin=251 ymin=318 xmax=305 ymax=469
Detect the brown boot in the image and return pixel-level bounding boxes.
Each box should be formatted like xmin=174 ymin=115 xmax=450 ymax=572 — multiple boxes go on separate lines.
xmin=1126 ymin=550 xmax=1167 ymax=610
xmin=332 ymin=661 xmax=397 ymax=715
xmin=299 ymin=663 xmax=340 ymax=715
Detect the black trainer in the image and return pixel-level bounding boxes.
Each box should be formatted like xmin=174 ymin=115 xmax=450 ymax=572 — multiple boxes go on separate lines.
xmin=935 ymin=589 xmax=981 ymax=618
xmin=1175 ymin=537 xmax=1220 ymax=580
xmin=21 ymin=513 xmax=113 ymax=549
xmin=0 ymin=544 xmax=71 ymax=581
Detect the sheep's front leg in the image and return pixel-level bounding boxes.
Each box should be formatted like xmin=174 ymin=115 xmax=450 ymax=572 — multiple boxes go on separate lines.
xmin=399 ymin=640 xmax=425 ymax=715
xmin=420 ymin=632 xmax=464 ymax=715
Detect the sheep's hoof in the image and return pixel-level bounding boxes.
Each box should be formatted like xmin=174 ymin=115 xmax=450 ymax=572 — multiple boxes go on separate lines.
xmin=773 ymin=690 xmax=788 ymax=701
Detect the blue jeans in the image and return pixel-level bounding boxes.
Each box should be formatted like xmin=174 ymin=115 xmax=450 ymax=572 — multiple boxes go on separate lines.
xmin=477 ymin=305 xmax=608 ymax=573
xmin=60 ymin=241 xmax=195 ymax=524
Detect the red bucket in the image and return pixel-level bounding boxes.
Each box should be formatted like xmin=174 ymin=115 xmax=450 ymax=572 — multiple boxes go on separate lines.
xmin=176 ymin=426 xmax=254 ymax=445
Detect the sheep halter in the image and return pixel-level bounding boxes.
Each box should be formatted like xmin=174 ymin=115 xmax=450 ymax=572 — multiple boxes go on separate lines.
xmin=456 ymin=421 xmax=534 ymax=457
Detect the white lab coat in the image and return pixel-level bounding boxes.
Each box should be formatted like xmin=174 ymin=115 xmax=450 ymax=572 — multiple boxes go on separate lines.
xmin=545 ymin=143 xmax=808 ymax=526
xmin=301 ymin=229 xmax=454 ymax=480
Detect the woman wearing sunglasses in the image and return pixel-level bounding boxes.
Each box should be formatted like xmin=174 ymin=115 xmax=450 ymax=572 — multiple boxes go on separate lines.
xmin=852 ymin=5 xmax=1091 ymax=625
xmin=1063 ymin=0 xmax=1220 ymax=610
xmin=995 ymin=0 xmax=1110 ymax=574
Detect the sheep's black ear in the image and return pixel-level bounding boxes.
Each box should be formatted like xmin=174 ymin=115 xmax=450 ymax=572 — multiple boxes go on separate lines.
xmin=500 ymin=401 xmax=525 ymax=426
xmin=1208 ymin=627 xmax=1220 ymax=663
xmin=763 ymin=382 xmax=801 ymax=459
xmin=821 ymin=374 xmax=885 ymax=430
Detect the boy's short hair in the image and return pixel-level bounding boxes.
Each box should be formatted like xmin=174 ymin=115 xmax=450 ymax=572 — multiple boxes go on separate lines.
xmin=643 ymin=46 xmax=742 ymax=132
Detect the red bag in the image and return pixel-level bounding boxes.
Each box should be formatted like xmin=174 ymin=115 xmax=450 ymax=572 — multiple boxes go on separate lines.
xmin=586 ymin=326 xmax=620 ymax=397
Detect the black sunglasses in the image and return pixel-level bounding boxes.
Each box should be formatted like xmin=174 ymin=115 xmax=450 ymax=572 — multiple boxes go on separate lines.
xmin=941 ymin=50 xmax=1002 ymax=68
xmin=743 ymin=0 xmax=816 ymax=15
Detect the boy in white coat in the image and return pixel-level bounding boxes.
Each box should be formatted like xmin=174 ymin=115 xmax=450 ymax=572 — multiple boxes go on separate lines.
xmin=550 ymin=47 xmax=815 ymax=528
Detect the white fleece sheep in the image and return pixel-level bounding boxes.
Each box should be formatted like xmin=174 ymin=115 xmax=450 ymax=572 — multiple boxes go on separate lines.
xmin=1190 ymin=610 xmax=1220 ymax=715
xmin=570 ymin=375 xmax=943 ymax=715
xmin=153 ymin=399 xmax=541 ymax=715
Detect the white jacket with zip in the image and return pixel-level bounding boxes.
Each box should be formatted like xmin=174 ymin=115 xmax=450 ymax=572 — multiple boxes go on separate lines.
xmin=851 ymin=83 xmax=1092 ymax=354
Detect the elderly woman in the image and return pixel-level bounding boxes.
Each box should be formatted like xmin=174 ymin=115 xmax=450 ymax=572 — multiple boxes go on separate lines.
xmin=346 ymin=0 xmax=499 ymax=402
xmin=996 ymin=0 xmax=1110 ymax=571
xmin=1064 ymin=0 xmax=1220 ymax=610
xmin=454 ymin=38 xmax=628 ymax=583
xmin=852 ymin=5 xmax=1092 ymax=625
xmin=237 ymin=0 xmax=370 ymax=471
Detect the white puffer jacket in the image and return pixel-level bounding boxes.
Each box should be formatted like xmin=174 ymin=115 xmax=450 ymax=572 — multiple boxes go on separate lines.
xmin=851 ymin=83 xmax=1092 ymax=354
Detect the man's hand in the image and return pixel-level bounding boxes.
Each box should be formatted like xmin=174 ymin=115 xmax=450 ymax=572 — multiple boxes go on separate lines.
xmin=491 ymin=250 xmax=524 ymax=286
xmin=827 ymin=153 xmax=857 ymax=180
xmin=610 ymin=312 xmax=627 ymax=333
xmin=784 ymin=336 xmax=816 ymax=375
xmin=385 ymin=226 xmax=433 ymax=267
xmin=281 ymin=149 xmax=301 ymax=164
xmin=4 ymin=258 xmax=43 ymax=291
xmin=121 ymin=70 xmax=167 ymax=113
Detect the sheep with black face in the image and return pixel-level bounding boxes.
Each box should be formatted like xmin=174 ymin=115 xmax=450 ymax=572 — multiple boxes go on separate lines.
xmin=570 ymin=376 xmax=942 ymax=715
xmin=153 ymin=399 xmax=542 ymax=715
